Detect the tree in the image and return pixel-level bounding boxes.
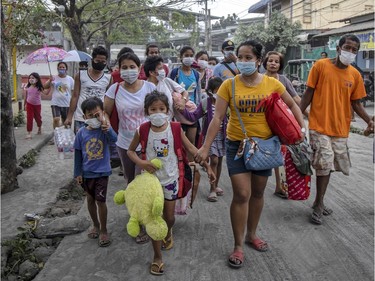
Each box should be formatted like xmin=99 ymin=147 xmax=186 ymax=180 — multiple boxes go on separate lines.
xmin=1 ymin=10 xmax=19 ymax=194
xmin=235 ymin=13 xmax=302 ymax=54
xmin=49 ymin=0 xmax=194 ymax=56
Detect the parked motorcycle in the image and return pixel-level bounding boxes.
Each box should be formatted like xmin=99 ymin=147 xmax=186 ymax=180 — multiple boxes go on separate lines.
xmin=362 ymin=72 xmax=374 ymax=107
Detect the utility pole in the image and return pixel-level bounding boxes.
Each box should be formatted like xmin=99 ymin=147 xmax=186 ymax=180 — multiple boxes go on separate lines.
xmin=202 ymin=0 xmax=213 ymax=55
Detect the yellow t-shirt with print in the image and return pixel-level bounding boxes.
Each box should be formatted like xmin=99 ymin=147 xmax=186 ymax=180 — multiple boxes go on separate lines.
xmin=218 ymin=75 xmax=286 ymax=141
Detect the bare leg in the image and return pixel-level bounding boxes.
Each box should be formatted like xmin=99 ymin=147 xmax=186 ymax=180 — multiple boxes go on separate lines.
xmin=209 ymin=155 xmax=219 ymax=193
xmin=86 ymin=193 xmax=100 ymax=232
xmin=96 ymin=201 xmax=108 ymax=236
xmin=313 ymin=174 xmax=331 ymax=214
xmin=274 ymin=167 xmax=282 ymax=193
xmin=246 ymin=174 xmax=269 ymax=244
xmin=162 ymin=200 xmax=176 ymax=250
xmin=229 ymin=173 xmax=252 ymax=252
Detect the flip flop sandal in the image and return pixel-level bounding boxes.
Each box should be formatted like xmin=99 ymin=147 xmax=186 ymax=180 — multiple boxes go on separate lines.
xmin=150 ymin=262 xmax=164 ymax=275
xmin=135 ymin=232 xmax=150 ymax=244
xmin=228 ymin=249 xmax=244 ymax=268
xmin=207 ymin=191 xmax=218 ymax=202
xmin=311 ymin=205 xmax=333 ymax=216
xmin=162 ymin=230 xmax=173 ymax=250
xmin=98 ymin=234 xmax=111 ymax=247
xmin=87 ymin=228 xmax=99 ymax=239
xmin=246 ymin=238 xmax=269 ymax=252
xmin=215 ymin=187 xmax=224 ymax=196
xmin=274 ymin=191 xmax=288 ymax=199
xmin=311 ymin=211 xmax=323 ymax=225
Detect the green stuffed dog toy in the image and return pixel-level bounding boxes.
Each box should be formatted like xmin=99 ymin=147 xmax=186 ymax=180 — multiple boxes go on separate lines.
xmin=113 ymin=158 xmax=168 ymax=241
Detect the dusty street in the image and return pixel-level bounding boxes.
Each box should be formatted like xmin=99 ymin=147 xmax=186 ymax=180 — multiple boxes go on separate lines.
xmin=33 ymin=133 xmax=374 ymax=281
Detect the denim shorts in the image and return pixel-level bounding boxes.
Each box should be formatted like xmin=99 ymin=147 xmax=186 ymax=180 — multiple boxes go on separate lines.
xmin=225 ymin=139 xmax=272 ymax=177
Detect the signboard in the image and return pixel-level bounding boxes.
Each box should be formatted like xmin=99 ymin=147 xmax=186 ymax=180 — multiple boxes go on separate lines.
xmin=355 ymin=31 xmax=375 ymax=50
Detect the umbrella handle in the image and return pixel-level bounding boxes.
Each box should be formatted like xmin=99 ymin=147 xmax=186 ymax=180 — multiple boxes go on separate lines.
xmin=47 ymin=60 xmax=52 ymax=76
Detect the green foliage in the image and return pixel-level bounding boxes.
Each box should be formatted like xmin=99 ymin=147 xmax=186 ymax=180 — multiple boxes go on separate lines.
xmin=19 ymin=149 xmax=37 ymax=168
xmin=1 ymin=225 xmax=35 ymax=279
xmin=13 ymin=110 xmax=25 ymax=127
xmin=3 ymin=0 xmax=55 ymax=46
xmin=235 ymin=13 xmax=302 ymax=54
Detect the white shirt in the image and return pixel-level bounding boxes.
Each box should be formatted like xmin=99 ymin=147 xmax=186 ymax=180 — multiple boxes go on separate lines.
xmin=156 ymin=77 xmax=184 ymax=120
xmin=105 ymin=81 xmax=156 ymax=150
xmin=144 ymin=123 xmax=178 ymax=186
xmin=50 ymin=75 xmax=74 ymax=107
xmin=74 ymin=70 xmax=111 ymax=122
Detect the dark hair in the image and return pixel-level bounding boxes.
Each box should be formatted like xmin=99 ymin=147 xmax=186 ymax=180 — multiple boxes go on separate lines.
xmin=144 ymin=90 xmax=170 ymax=115
xmin=81 ymin=97 xmax=103 ymax=115
xmin=263 ymin=51 xmax=284 ymax=71
xmin=321 ymin=51 xmax=328 ymax=56
xmin=27 ymin=72 xmax=44 ymax=91
xmin=207 ymin=77 xmax=223 ymax=94
xmin=57 ymin=62 xmax=68 ymax=70
xmin=338 ymin=34 xmax=361 ymax=49
xmin=143 ymin=56 xmax=164 ymax=78
xmin=236 ymin=40 xmax=263 ymax=60
xmin=79 ymin=61 xmax=88 ymax=67
xmin=195 ymin=50 xmax=208 ymax=60
xmin=145 ymin=43 xmax=159 ymax=56
xmin=180 ymin=46 xmax=195 ymax=57
xmin=118 ymin=52 xmax=141 ymax=68
xmin=208 ymin=56 xmax=219 ymax=64
xmin=92 ymin=46 xmax=108 ymax=59
xmin=117 ymin=47 xmax=134 ymax=59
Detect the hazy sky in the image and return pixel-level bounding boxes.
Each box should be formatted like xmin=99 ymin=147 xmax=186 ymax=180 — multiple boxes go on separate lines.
xmin=190 ymin=0 xmax=261 ymax=20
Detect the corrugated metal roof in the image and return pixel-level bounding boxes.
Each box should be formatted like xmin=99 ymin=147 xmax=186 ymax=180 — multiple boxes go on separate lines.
xmin=248 ymin=0 xmax=270 ymax=13
xmin=313 ymin=21 xmax=374 ymax=37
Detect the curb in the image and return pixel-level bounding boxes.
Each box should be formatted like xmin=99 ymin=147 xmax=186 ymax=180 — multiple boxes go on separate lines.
xmin=17 ymin=132 xmax=54 ymax=162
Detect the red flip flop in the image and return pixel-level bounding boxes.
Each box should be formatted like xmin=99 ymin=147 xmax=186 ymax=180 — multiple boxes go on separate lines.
xmin=228 ymin=249 xmax=244 ymax=268
xmin=247 ymin=238 xmax=268 ymax=252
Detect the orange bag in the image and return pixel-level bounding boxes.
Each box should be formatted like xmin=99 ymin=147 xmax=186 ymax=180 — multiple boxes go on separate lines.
xmin=257 ymin=93 xmax=302 ymax=145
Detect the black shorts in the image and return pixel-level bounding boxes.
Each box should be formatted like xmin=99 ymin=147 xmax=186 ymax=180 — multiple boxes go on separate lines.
xmin=82 ymin=176 xmax=109 ymax=202
xmin=51 ymin=106 xmax=69 ymax=122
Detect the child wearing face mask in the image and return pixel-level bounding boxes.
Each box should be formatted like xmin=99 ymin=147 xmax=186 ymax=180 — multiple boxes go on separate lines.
xmin=195 ymin=50 xmax=214 ymax=93
xmin=24 ymin=72 xmax=45 ymax=139
xmin=179 ymin=77 xmax=228 ymax=202
xmin=74 ymin=97 xmax=117 ymax=247
xmin=44 ymin=62 xmax=74 ymax=134
xmin=127 ymin=90 xmax=215 ymax=276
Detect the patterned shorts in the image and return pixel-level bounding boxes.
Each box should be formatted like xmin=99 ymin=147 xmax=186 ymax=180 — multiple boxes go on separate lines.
xmin=209 ymin=139 xmax=225 ymax=157
xmin=309 ymin=130 xmax=351 ymax=176
xmin=163 ymin=180 xmax=179 ymax=201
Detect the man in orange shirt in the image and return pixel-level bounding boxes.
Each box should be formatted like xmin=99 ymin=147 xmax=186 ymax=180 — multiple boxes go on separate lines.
xmin=300 ymin=34 xmax=374 ymax=225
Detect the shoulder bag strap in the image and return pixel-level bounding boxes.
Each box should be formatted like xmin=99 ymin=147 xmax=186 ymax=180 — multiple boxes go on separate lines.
xmin=139 ymin=121 xmax=151 ymax=160
xmin=231 ymin=78 xmax=248 ymax=139
xmin=221 ymin=62 xmax=238 ymax=76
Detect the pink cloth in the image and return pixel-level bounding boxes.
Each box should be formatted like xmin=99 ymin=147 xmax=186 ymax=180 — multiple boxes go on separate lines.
xmin=26 ymin=86 xmax=42 ymax=105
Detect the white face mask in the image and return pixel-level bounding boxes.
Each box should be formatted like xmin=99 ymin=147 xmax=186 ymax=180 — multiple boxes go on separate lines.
xmin=148 ymin=113 xmax=168 ymax=127
xmin=182 ymin=57 xmax=194 ymax=66
xmin=339 ymin=50 xmax=356 ymax=66
xmin=29 ymin=79 xmax=36 ymax=84
xmin=85 ymin=118 xmax=102 ymax=129
xmin=224 ymin=50 xmax=235 ymax=58
xmin=156 ymin=69 xmax=166 ymax=81
xmin=120 ymin=69 xmax=138 ymax=84
xmin=208 ymin=64 xmax=215 ymax=70
xmin=197 ymin=60 xmax=208 ymax=69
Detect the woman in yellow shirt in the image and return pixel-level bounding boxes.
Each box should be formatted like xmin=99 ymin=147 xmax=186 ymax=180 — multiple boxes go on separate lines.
xmin=195 ymin=40 xmax=306 ymax=268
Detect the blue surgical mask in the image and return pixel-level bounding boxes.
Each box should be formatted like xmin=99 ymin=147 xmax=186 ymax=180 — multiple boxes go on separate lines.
xmin=58 ymin=69 xmax=66 ymax=75
xmin=237 ymin=61 xmax=257 ymax=76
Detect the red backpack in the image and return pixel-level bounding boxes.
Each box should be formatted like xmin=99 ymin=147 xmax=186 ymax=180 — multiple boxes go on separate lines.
xmin=139 ymin=121 xmax=193 ymax=200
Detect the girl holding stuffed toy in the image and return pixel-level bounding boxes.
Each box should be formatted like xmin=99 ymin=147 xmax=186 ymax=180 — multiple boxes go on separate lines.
xmin=127 ymin=90 xmax=215 ymax=275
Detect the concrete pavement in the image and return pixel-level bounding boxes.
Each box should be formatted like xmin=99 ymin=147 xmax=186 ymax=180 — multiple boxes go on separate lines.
xmin=2 ymin=101 xmax=374 ymax=280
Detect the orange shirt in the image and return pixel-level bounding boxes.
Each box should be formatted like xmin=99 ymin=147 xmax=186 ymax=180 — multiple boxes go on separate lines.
xmin=218 ymin=75 xmax=285 ymax=141
xmin=307 ymin=59 xmax=366 ymax=137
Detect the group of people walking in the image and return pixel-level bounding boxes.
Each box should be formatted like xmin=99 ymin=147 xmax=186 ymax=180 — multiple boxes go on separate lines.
xmin=22 ymin=34 xmax=374 ymax=275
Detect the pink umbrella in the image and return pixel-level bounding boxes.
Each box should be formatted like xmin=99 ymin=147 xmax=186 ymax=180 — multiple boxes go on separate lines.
xmin=23 ymin=45 xmax=70 ymax=75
